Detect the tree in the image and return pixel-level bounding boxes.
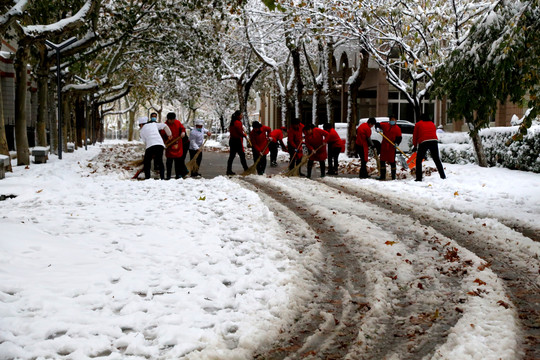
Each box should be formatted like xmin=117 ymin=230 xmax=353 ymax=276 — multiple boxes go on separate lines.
xmin=435 ymin=0 xmax=538 ymax=166
xmin=9 ymin=0 xmax=98 ymax=164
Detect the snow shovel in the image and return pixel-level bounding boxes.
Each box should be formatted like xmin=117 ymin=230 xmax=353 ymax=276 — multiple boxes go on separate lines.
xmin=132 ymin=135 xmax=183 ymax=179
xmin=241 ymin=140 xmax=271 ymax=176
xmin=406 ymin=152 xmax=417 ymax=169
xmin=186 ymin=138 xmax=208 ymax=174
xmin=283 ymin=143 xmax=325 ymax=177
xmin=376 ymin=130 xmax=415 ymax=170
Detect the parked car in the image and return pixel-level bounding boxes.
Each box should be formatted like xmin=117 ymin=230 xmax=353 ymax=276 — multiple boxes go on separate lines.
xmin=358 ymin=117 xmax=414 ymax=154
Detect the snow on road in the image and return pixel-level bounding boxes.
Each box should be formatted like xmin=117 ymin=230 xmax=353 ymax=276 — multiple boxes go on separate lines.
xmin=0 ymin=140 xmax=538 ymax=359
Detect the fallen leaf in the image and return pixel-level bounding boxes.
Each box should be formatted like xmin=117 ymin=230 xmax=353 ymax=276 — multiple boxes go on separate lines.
xmin=36 ymin=189 xmax=43 ymax=193
xmin=473 ymin=278 xmax=487 ymax=286
xmin=385 ymin=241 xmax=397 ymax=246
xmin=198 ymin=196 xmax=206 ymax=201
xmin=454 ymin=191 xmax=459 ymax=196
xmin=497 ymin=300 xmax=510 ymax=309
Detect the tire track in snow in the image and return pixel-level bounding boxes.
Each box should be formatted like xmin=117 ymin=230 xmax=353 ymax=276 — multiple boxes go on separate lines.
xmin=321 ymin=178 xmax=539 ymax=360
xmin=238 ymin=178 xmax=370 ymax=359
xmin=239 ymin=177 xmax=469 ymax=359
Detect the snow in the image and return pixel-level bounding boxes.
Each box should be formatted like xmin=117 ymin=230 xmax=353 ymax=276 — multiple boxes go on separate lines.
xmin=1 ymin=140 xmax=538 ymax=359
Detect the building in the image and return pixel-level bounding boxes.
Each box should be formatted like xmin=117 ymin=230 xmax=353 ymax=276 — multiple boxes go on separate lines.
xmin=1 ymin=38 xmax=38 ymax=151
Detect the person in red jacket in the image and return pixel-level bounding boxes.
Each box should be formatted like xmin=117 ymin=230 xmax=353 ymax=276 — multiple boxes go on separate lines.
xmin=356 ymin=117 xmax=377 ymax=178
xmin=249 ymin=121 xmax=272 ymax=175
xmin=303 ymin=123 xmax=329 ymax=178
xmin=412 ymin=113 xmax=446 ymax=181
xmin=375 ymin=116 xmax=402 ymax=180
xmin=226 ymin=110 xmax=249 ymax=175
xmin=269 ymin=126 xmax=287 ymax=167
xmin=164 ymin=112 xmax=188 ymax=180
xmin=323 ymin=123 xmax=344 ymax=175
xmin=287 ymin=118 xmax=304 ymax=173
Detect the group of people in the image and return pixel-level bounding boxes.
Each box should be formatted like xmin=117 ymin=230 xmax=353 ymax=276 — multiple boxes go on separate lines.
xmin=138 ymin=112 xmax=211 ymax=180
xmin=354 ymin=114 xmax=446 ymax=181
xmin=139 ymin=109 xmax=446 ymax=182
xmin=226 ymin=112 xmax=345 ymax=178
xmin=227 ymin=111 xmax=445 ymax=182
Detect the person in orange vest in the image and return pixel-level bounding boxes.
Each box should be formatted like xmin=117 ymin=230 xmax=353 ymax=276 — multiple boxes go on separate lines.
xmin=287 ymin=118 xmax=304 ymax=173
xmin=303 ymin=123 xmax=329 ymax=178
xmin=249 ymin=121 xmax=272 ymax=175
xmin=412 ymin=113 xmax=446 ymax=181
xmin=226 ymin=110 xmax=249 ymax=175
xmin=164 ymin=112 xmax=187 ymax=180
xmin=375 ymin=116 xmax=402 ymax=180
xmin=323 ymin=123 xmax=345 ymax=175
xmin=268 ymin=126 xmax=287 ymax=167
xmin=356 ymin=117 xmax=377 ymax=178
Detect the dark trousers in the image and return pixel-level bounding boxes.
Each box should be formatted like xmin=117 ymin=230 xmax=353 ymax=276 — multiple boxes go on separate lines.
xmin=269 ymin=142 xmax=279 ymax=164
xmin=356 ymin=144 xmax=369 ymax=178
xmin=328 ymin=147 xmax=340 ymax=174
xmin=253 ymin=151 xmax=267 ymax=175
xmin=416 ymin=140 xmax=446 ymax=181
xmin=144 ymin=145 xmax=164 ymax=179
xmin=379 ymin=161 xmax=397 ymax=180
xmin=227 ymin=138 xmax=248 ymax=173
xmin=307 ymin=160 xmax=325 ymax=178
xmin=288 ymin=147 xmax=301 ymax=170
xmin=189 ymin=149 xmax=203 ymax=168
xmin=166 ymin=157 xmax=187 ymax=179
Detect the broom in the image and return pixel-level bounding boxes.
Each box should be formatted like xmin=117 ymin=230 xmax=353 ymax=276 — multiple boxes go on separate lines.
xmin=241 ymin=140 xmax=271 ymax=176
xmin=283 ymin=143 xmax=325 ymax=177
xmin=132 ymin=135 xmax=183 ymax=179
xmin=186 ymin=138 xmax=208 ymax=174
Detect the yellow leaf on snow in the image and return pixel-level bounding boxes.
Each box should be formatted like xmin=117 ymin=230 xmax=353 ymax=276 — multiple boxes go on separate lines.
xmin=36 ymin=189 xmax=43 ymax=193
xmin=454 ymin=191 xmax=459 ymax=196
xmin=385 ymin=241 xmax=397 ymax=246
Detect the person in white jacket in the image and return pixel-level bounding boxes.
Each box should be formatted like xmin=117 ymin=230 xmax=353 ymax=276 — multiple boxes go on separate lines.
xmin=138 ymin=116 xmax=172 ymax=180
xmin=188 ymin=119 xmax=212 ymax=177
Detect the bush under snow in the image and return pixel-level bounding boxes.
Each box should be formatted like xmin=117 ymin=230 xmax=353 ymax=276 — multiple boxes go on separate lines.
xmin=438 ymin=124 xmax=540 ymax=173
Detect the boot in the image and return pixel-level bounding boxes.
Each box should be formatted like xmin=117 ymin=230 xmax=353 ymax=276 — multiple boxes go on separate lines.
xmin=378 ymin=166 xmax=386 ymax=181
xmin=359 ymin=161 xmax=368 ymax=178
xmin=320 ymin=162 xmax=326 ymax=178
xmin=391 ymin=164 xmax=396 ymax=180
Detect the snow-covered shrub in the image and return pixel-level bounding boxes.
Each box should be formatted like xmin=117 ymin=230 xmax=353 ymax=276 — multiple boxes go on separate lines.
xmin=438 ymin=124 xmax=540 ymax=173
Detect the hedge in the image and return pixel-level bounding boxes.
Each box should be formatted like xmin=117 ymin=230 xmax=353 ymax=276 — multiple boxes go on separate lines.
xmin=438 ymin=123 xmax=540 ymax=173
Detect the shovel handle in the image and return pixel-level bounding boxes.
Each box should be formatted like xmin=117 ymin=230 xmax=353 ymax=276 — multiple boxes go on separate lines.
xmin=376 ymin=130 xmax=409 ymax=159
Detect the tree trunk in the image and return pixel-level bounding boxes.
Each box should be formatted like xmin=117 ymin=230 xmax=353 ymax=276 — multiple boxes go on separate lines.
xmin=128 ymin=98 xmax=136 ymax=141
xmin=14 ymin=45 xmax=30 ymax=166
xmin=48 ymin=83 xmax=58 ymax=154
xmin=291 ymin=46 xmax=303 ymax=123
xmin=0 ymin=62 xmax=12 ymax=171
xmin=36 ymin=73 xmax=48 ymax=147
xmin=311 ymin=85 xmax=320 ymax=125
xmin=75 ymin=95 xmax=85 ymax=147
xmin=347 ymin=50 xmax=370 ymax=156
xmin=62 ymin=97 xmax=70 ymax=151
xmin=323 ymin=41 xmax=335 ymax=125
xmin=468 ymin=120 xmax=488 ymax=167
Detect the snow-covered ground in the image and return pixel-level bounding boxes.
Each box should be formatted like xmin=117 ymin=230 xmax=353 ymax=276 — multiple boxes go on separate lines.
xmin=0 ymin=140 xmax=538 ymax=359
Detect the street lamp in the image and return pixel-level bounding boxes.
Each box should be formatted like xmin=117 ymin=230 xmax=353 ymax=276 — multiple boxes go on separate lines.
xmin=45 ymin=37 xmax=78 ymax=160
xmin=74 ymin=75 xmax=89 ymax=151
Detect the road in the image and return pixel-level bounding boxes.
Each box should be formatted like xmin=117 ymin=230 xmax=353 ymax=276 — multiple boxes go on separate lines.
xmin=119 ymin=144 xmax=539 ymax=358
